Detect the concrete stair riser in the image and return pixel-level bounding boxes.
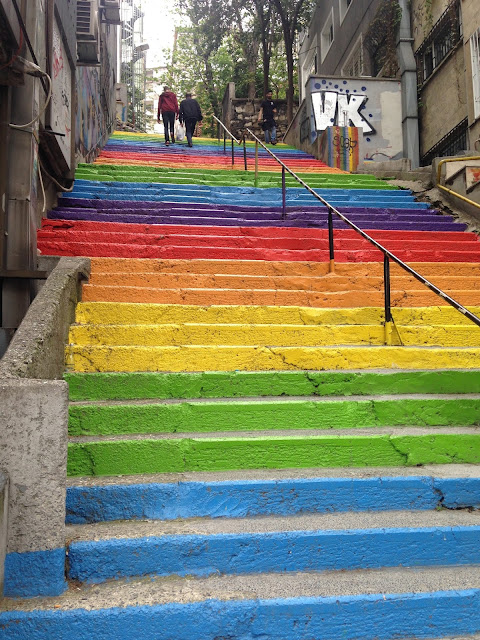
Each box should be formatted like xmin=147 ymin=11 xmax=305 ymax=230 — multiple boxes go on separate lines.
xmin=38 ymin=241 xmax=480 ymax=261
xmin=64 ymin=370 xmax=480 ymax=401
xmin=65 ymin=344 xmax=480 ymax=372
xmin=66 ymin=432 xmax=480 ymax=476
xmin=66 ymin=526 xmax=480 ymax=585
xmin=67 ymin=396 xmax=480 ymax=436
xmin=65 ymin=476 xmax=480 ymax=524
xmin=3 ymin=590 xmax=480 ymax=640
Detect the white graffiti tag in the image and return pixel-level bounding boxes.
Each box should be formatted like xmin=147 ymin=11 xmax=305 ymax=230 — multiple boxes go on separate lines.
xmin=311 ymin=91 xmax=374 ymax=134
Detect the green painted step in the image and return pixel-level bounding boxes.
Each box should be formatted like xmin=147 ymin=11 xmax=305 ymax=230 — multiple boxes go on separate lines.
xmin=67 ymin=431 xmax=480 ymax=476
xmin=75 ymin=164 xmax=396 ymax=189
xmin=64 ymin=370 xmax=480 ymax=402
xmin=68 ymin=395 xmax=480 ymax=436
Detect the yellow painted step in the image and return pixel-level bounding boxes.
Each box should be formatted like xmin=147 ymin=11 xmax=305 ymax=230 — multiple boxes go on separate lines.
xmin=65 ymin=344 xmax=480 ymax=373
xmin=74 ymin=303 xmax=480 ymax=327
xmin=68 ymin=323 xmax=480 ymax=348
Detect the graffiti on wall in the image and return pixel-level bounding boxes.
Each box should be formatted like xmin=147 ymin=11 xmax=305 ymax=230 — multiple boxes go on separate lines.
xmin=319 ymin=126 xmax=361 ymax=172
xmin=308 ymin=76 xmax=402 ymax=161
xmin=51 ymin=19 xmax=72 ymax=167
xmin=75 ymin=66 xmax=103 ymax=160
xmin=311 ymin=91 xmax=375 ymax=134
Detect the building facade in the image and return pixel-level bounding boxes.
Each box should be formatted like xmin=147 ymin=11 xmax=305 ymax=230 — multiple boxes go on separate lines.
xmin=0 ymin=0 xmax=119 ymax=352
xmin=298 ymin=0 xmax=480 ymax=166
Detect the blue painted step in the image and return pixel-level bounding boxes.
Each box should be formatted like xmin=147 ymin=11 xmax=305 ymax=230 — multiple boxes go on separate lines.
xmin=67 ymin=524 xmax=480 ymax=584
xmin=66 ymin=476 xmax=480 ymax=524
xmin=2 ymin=589 xmax=480 ymax=640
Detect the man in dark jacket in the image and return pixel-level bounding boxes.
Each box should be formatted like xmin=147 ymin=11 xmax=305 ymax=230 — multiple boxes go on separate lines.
xmin=258 ymin=89 xmax=277 ymax=145
xmin=179 ymin=93 xmax=203 ymax=147
xmin=157 ymin=86 xmax=179 ymax=146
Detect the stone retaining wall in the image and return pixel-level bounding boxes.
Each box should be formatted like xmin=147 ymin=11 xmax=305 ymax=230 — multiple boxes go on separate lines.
xmin=221 ymin=82 xmax=291 ymax=141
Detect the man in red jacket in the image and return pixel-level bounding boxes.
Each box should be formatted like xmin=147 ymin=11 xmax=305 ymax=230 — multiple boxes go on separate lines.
xmin=157 ymin=86 xmax=179 ymax=146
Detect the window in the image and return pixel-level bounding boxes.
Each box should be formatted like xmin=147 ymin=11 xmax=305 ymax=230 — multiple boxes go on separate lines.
xmin=421 ymin=118 xmax=468 ymax=166
xmin=342 ymin=34 xmax=364 ymax=77
xmin=415 ymin=0 xmax=462 ymax=86
xmin=339 ymin=0 xmax=353 ymax=24
xmin=321 ymin=9 xmax=335 ymax=62
xmin=471 ymin=28 xmax=480 ymax=120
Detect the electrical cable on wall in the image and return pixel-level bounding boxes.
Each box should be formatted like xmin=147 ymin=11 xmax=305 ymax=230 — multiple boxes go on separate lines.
xmin=39 ymin=160 xmax=75 ymax=193
xmin=9 ymin=58 xmax=52 ymax=130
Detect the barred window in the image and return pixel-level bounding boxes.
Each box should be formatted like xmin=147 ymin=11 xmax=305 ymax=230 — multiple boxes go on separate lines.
xmin=421 ymin=118 xmax=468 ymax=166
xmin=415 ymin=0 xmax=462 ymax=87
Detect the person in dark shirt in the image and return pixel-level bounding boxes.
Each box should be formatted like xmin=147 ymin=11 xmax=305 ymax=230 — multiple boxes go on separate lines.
xmin=258 ymin=89 xmax=277 ymax=145
xmin=179 ymin=93 xmax=203 ymax=147
xmin=157 ymin=86 xmax=179 ymax=146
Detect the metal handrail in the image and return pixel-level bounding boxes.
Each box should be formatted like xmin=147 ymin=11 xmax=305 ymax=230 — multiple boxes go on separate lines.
xmin=245 ymin=127 xmax=480 ymax=332
xmin=436 ymin=156 xmax=480 ymax=215
xmin=212 ymin=115 xmax=248 ymax=170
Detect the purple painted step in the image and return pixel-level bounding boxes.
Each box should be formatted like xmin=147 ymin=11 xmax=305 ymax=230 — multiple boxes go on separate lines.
xmin=49 ymin=199 xmax=465 ymax=232
xmin=47 ymin=208 xmax=465 ymax=232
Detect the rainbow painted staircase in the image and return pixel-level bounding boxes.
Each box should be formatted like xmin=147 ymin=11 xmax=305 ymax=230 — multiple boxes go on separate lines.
xmin=2 ymin=132 xmax=480 ymax=638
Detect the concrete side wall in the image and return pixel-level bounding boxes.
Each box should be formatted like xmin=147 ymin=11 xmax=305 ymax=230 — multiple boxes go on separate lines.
xmin=0 ymin=379 xmax=68 ymax=556
xmin=0 ymin=257 xmax=90 ymax=380
xmin=0 ymin=256 xmax=90 ymax=596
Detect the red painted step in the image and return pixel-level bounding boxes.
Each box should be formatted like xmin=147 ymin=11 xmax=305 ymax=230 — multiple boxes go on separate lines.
xmin=40 ymin=218 xmax=477 ymax=243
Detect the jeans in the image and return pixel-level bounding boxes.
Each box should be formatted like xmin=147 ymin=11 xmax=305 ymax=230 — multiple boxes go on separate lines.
xmin=184 ymin=117 xmax=197 ymax=146
xmin=264 ymin=125 xmax=277 ymax=144
xmin=162 ymin=111 xmax=175 ymax=142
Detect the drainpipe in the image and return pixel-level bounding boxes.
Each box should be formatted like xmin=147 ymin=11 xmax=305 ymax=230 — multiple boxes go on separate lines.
xmin=396 ymin=0 xmax=420 ymax=169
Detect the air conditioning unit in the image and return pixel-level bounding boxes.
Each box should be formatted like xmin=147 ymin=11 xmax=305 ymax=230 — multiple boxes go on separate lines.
xmin=101 ymin=0 xmax=121 ymax=24
xmin=76 ymin=0 xmax=100 ymax=65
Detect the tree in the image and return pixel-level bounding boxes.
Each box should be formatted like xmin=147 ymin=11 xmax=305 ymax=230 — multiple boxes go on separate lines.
xmin=176 ymin=0 xmax=229 ymax=117
xmin=228 ymin=0 xmax=261 ymax=100
xmin=271 ymin=0 xmax=315 ymax=122
xmin=253 ymin=0 xmax=282 ymax=98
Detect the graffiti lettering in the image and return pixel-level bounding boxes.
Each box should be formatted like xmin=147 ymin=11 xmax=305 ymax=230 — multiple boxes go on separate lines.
xmin=333 ymin=134 xmax=358 ymax=153
xmin=52 ymin=51 xmax=64 ymax=80
xmin=311 ymin=91 xmax=374 ymax=134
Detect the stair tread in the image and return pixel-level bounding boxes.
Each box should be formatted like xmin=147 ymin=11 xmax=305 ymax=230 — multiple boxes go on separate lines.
xmin=68 ymin=425 xmax=480 ymax=442
xmin=65 ymin=509 xmax=480 ymax=543
xmin=66 ymin=464 xmax=480 ymax=486
xmin=3 ymin=566 xmax=480 ymax=613
xmin=68 ymin=392 xmax=480 ymax=406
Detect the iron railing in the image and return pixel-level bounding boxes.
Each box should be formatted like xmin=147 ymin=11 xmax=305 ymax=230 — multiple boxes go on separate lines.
xmin=244 ymin=126 xmax=480 ymax=334
xmin=213 ymin=115 xmax=248 ymax=171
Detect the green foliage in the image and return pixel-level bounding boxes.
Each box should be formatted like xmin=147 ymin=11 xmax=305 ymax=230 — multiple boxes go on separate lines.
xmin=364 ymin=0 xmax=402 ymax=77
xmin=156 ymin=0 xmax=315 ymax=134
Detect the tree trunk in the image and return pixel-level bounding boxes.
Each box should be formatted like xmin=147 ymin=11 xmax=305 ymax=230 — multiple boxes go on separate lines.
xmin=284 ymin=31 xmax=294 ymax=122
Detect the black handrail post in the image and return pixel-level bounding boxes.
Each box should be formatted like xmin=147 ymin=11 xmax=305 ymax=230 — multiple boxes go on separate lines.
xmin=383 ymin=254 xmax=393 ymax=345
xmin=328 ymin=206 xmax=335 ymax=273
xmin=223 ymin=130 xmax=226 ymax=153
xmin=243 ymin=126 xmax=480 ymax=329
xmin=243 ymin=135 xmax=247 ymax=171
xmin=281 ymin=166 xmax=286 ymax=220
xmin=231 ymin=138 xmax=235 ymax=168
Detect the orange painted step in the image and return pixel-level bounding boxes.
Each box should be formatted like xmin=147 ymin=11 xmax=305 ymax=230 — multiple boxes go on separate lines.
xmin=88 ymin=257 xmax=480 ymax=278
xmin=80 ymin=284 xmax=480 ymax=307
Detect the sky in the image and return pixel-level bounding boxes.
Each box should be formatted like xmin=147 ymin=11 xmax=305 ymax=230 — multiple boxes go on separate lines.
xmin=141 ymin=0 xmax=176 ymax=68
